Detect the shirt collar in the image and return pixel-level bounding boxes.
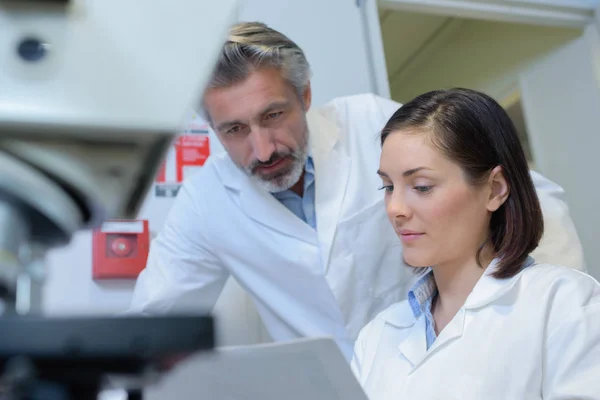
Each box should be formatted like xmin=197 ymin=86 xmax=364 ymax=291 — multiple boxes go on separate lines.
xmin=305 ymin=155 xmax=315 ymax=176
xmin=407 ymin=269 xmax=436 ymax=319
xmin=272 ymin=154 xmax=314 ymax=200
xmin=382 ymin=257 xmax=536 ymax=327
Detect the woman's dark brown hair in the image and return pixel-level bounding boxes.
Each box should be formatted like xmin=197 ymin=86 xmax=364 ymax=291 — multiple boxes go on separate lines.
xmin=381 ymin=88 xmax=543 ymax=279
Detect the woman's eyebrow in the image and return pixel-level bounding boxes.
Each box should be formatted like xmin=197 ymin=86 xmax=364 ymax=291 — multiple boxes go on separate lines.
xmin=403 ymin=166 xmax=431 ymax=177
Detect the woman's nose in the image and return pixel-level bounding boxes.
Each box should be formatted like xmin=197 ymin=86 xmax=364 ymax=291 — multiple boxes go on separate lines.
xmin=386 ymin=190 xmax=411 ymax=219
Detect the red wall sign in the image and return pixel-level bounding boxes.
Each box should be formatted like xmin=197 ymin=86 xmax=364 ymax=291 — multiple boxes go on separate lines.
xmin=154 ymin=125 xmax=210 ymax=198
xmin=92 ymin=220 xmax=150 ymax=280
xmin=174 ymin=134 xmax=210 ymax=182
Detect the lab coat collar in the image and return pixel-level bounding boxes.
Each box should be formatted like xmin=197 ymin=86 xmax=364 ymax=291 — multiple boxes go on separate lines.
xmin=383 ymin=258 xmax=534 ymax=366
xmin=380 ymin=299 xmax=421 ymax=329
xmin=381 ymin=258 xmax=534 ymax=328
xmin=463 ymin=257 xmax=535 ymax=309
xmin=307 ymin=108 xmax=350 ymax=269
xmin=213 ymin=108 xmax=349 ymax=250
xmin=380 ymin=295 xmax=466 ymax=367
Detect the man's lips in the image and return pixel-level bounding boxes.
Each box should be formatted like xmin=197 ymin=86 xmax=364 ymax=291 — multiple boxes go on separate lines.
xmin=254 ymin=157 xmax=288 ymax=173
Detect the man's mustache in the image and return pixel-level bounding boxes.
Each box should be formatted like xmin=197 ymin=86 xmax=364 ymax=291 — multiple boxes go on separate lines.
xmin=249 ymin=152 xmax=293 ymax=172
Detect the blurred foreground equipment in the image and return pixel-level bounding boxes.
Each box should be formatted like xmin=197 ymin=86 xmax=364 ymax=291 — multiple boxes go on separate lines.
xmin=0 ymin=0 xmax=237 ymax=398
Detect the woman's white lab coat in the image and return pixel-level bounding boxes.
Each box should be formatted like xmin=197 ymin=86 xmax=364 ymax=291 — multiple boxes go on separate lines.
xmin=128 ymin=93 xmax=586 ymax=361
xmin=351 ymin=261 xmax=600 ymax=399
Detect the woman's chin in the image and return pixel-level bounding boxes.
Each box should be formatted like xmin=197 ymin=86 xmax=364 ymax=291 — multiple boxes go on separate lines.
xmin=403 ymin=254 xmax=432 ymax=269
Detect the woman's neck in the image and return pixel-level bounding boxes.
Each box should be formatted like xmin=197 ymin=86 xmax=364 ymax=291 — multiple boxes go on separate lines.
xmin=431 ymin=251 xmax=493 ymax=334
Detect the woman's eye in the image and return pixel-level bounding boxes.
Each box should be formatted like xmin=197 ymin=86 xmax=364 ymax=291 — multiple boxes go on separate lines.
xmin=414 ymin=186 xmax=432 ymax=194
xmin=378 ymin=185 xmax=393 ymax=192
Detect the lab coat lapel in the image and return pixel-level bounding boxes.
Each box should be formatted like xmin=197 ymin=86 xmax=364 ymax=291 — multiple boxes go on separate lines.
xmin=308 ymin=110 xmax=350 ymax=269
xmin=397 ymin=317 xmax=428 ymax=367
xmin=215 ymin=154 xmax=317 ymax=245
xmin=418 ymin=258 xmax=530 ymax=360
xmin=426 ymin=308 xmax=466 ymax=356
xmin=239 ymin=181 xmax=317 ymax=244
xmin=398 ymin=309 xmax=466 ymax=372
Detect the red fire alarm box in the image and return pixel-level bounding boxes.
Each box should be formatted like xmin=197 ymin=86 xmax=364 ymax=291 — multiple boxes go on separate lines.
xmin=92 ymin=219 xmax=150 ymax=280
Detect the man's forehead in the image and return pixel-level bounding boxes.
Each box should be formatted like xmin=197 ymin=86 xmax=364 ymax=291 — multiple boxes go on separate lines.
xmin=207 ymin=92 xmax=291 ymax=125
xmin=204 ymin=68 xmax=296 ymax=123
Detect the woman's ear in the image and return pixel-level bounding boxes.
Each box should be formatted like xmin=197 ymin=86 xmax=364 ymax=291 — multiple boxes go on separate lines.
xmin=487 ymin=165 xmax=510 ymax=212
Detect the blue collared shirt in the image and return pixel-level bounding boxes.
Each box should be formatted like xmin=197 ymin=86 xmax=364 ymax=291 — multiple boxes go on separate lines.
xmin=407 ymin=270 xmax=438 ymax=350
xmin=272 ymin=156 xmax=316 ymax=230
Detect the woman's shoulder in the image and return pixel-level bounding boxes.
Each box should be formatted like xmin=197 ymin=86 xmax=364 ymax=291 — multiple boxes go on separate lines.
xmin=518 ymin=262 xmax=600 ymax=305
xmin=521 ymin=262 xmax=598 ymax=287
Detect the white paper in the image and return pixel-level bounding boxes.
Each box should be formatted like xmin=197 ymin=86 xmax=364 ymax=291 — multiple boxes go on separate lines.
xmin=145 ymin=337 xmax=369 ymax=400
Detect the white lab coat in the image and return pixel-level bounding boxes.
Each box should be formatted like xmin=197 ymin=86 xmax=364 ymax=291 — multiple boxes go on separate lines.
xmin=129 ymin=93 xmax=586 ymax=361
xmin=351 ymin=261 xmax=600 ymax=399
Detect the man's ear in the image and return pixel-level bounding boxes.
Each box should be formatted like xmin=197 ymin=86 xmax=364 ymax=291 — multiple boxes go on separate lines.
xmin=487 ymin=165 xmax=510 ymax=212
xmin=302 ymin=82 xmax=312 ymax=111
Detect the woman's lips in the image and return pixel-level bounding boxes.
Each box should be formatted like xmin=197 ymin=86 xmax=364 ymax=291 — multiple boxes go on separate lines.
xmin=399 ymin=232 xmax=424 ymax=242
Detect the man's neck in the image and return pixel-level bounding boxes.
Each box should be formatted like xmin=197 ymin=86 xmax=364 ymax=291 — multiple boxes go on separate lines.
xmin=291 ymin=171 xmax=305 ymax=197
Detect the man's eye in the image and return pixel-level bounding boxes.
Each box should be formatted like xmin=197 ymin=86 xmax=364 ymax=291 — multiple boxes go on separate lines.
xmin=227 ymin=126 xmax=241 ymax=134
xmin=266 ymin=112 xmax=282 ymax=120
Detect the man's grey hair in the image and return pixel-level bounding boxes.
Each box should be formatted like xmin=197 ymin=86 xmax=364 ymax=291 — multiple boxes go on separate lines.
xmin=200 ymin=22 xmax=312 ymax=122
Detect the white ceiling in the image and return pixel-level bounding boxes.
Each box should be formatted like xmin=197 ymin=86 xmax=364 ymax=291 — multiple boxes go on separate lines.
xmin=377 ymin=0 xmax=596 ymax=90
xmin=378 ymin=10 xmax=456 ymax=87
xmin=378 ymin=9 xmax=536 ymax=160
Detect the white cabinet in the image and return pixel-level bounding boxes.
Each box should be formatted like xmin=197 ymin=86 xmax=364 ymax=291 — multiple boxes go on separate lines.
xmin=520 ymin=23 xmax=600 ymax=279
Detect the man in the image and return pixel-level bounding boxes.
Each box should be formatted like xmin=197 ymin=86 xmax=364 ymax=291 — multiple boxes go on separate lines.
xmin=129 ymin=22 xmax=586 ymax=361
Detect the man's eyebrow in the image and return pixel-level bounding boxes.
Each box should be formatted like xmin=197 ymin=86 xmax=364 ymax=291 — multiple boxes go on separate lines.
xmin=260 ymin=100 xmax=290 ymax=115
xmin=215 ymin=100 xmax=291 ymax=132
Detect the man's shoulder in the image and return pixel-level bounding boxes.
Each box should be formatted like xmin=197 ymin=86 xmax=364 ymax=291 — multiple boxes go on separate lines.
xmin=319 ymin=93 xmax=401 ymax=118
xmin=312 ymin=93 xmax=401 ymax=146
xmin=179 ymin=152 xmax=233 ymax=200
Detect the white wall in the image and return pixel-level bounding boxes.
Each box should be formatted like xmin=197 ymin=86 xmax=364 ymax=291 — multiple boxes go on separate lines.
xmin=42 ymin=133 xmax=225 ymax=318
xmin=42 ymin=0 xmax=389 ymax=347
xmin=519 ymin=23 xmax=600 ymax=279
xmin=389 ymin=19 xmax=582 ymax=103
xmin=237 ymin=0 xmax=382 ymax=105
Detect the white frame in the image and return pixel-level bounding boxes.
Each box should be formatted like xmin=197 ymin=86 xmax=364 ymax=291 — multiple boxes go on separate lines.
xmin=361 ymin=0 xmax=392 ymax=98
xmin=379 ymin=0 xmax=598 ymax=28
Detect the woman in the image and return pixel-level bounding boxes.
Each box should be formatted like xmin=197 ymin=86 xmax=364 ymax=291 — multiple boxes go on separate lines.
xmin=352 ymin=88 xmax=600 ymax=399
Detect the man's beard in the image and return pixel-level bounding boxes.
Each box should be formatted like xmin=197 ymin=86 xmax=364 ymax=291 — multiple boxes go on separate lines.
xmin=244 ymin=143 xmax=309 ymax=193
xmin=234 ymin=120 xmax=309 ymax=193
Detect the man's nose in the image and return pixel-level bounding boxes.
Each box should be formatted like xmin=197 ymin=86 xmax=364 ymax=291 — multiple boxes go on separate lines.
xmin=250 ymin=128 xmax=276 ymax=162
